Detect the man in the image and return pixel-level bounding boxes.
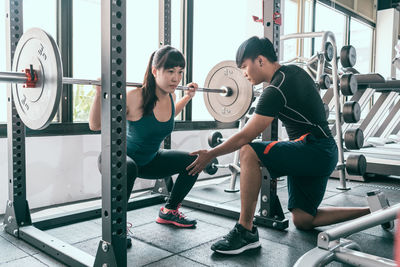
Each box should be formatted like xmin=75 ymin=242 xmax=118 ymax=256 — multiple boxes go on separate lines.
xmin=187 ymin=36 xmax=370 ymax=255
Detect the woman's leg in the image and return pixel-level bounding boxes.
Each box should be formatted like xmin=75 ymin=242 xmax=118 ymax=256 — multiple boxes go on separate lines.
xmin=98 ymin=153 xmax=138 ymax=200
xmin=139 ymin=149 xmax=198 ymax=209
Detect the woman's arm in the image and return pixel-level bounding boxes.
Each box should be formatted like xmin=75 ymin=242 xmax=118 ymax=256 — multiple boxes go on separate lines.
xmin=89 ymin=84 xmax=102 ymax=131
xmin=174 ymin=82 xmax=198 ymax=116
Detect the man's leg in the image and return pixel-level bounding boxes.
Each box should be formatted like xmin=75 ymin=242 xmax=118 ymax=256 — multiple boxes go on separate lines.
xmin=291 ymin=207 xmax=370 ymax=230
xmin=238 ymin=144 xmax=263 ymax=231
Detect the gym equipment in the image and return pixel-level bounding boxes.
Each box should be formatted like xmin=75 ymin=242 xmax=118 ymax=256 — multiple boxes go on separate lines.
xmin=282 ymin=31 xmax=351 ymax=189
xmin=295 ymin=194 xmax=399 ymax=267
xmin=367 ymin=190 xmax=394 ymax=230
xmin=0 ymin=28 xmax=254 ymax=129
xmin=342 ymin=101 xmax=361 ymax=123
xmin=345 ymin=154 xmax=366 ymax=176
xmin=344 ymin=128 xmax=364 ymax=150
xmin=203 ymin=60 xmax=254 ymax=123
xmin=323 ymin=103 xmax=330 ymax=120
xmin=340 ymin=45 xmax=357 ymax=68
xmin=340 ymin=73 xmax=358 ymax=96
xmin=203 ymin=158 xmax=219 ymax=175
xmin=324 ymin=42 xmax=334 ymax=62
xmin=319 ymin=74 xmax=331 ymax=89
xmin=208 ymin=131 xmax=224 ymax=148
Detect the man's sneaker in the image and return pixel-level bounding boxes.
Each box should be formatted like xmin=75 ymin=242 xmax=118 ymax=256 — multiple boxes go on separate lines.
xmin=211 ymin=223 xmax=261 ymax=254
xmin=156 ymin=205 xmax=197 ymax=228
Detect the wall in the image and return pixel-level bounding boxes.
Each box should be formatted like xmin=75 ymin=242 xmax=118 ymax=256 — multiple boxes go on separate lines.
xmin=0 ymin=129 xmax=236 ymax=215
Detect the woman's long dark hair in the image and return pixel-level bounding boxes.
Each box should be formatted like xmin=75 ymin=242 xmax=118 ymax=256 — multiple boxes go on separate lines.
xmin=141 ymin=45 xmax=185 ymax=116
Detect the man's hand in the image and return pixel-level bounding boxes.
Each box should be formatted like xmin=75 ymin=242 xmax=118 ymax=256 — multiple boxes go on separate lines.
xmin=187 ymin=149 xmax=214 ymax=175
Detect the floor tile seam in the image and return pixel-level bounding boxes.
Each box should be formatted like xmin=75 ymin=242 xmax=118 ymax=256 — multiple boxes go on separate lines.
xmin=0 ymin=255 xmax=33 ymax=265
xmin=129 ymin=235 xmax=177 ymax=254
xmin=29 ymin=253 xmax=55 ymax=267
xmin=141 ymin=253 xmax=209 ymax=267
xmin=0 ymin=234 xmax=41 ymax=258
xmin=258 ymin=235 xmax=311 ymax=251
xmin=132 ymin=234 xmax=222 ymax=256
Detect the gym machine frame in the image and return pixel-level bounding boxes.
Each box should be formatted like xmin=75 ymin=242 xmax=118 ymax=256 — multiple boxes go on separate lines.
xmin=2 ymin=1 xmax=178 ymax=266
xmin=294 ymin=202 xmax=400 ymax=266
xmin=183 ymin=0 xmax=289 ymax=230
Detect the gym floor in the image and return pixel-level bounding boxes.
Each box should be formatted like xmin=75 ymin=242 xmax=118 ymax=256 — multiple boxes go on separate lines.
xmin=0 ymin=176 xmax=398 ymax=267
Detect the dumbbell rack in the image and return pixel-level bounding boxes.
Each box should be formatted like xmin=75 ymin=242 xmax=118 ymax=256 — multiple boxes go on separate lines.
xmin=281 ymin=31 xmax=355 ymax=190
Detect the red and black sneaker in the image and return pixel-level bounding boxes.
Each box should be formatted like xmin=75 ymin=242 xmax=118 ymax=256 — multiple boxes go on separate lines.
xmin=156 ymin=205 xmax=197 ymax=228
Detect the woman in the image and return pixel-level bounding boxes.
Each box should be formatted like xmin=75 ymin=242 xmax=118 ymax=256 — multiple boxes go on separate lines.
xmin=89 ymin=45 xmax=199 ymax=231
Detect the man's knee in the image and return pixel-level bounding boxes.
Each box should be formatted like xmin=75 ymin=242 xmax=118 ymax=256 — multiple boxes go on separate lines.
xmin=291 ymin=209 xmax=314 ymax=230
xmin=240 ymin=144 xmax=258 ymax=162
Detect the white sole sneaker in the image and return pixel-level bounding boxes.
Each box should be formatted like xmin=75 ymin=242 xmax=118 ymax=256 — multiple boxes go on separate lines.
xmin=214 ymin=241 xmax=261 ymax=255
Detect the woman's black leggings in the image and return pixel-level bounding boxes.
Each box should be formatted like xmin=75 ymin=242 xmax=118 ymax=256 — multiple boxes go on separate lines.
xmin=98 ymin=149 xmax=198 ymax=210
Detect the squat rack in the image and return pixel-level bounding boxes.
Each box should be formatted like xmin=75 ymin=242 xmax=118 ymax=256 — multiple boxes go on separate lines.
xmin=3 ymin=1 xmax=172 ymax=266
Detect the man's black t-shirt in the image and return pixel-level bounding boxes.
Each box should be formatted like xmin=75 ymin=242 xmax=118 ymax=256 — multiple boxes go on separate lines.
xmin=255 ymin=64 xmax=331 ymax=140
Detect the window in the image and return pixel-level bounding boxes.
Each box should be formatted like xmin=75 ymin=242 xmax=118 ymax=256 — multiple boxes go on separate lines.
xmin=349 ymin=18 xmax=373 ymax=74
xmin=281 ymin=0 xmax=313 ymax=62
xmin=191 ymin=0 xmax=263 ymax=121
xmin=23 ymin=0 xmax=57 ymax=36
xmin=73 ymin=0 xmax=101 ymax=122
xmin=73 ymin=1 xmax=175 ymax=122
xmin=314 ymin=2 xmax=347 ymax=63
xmin=282 ymin=0 xmax=299 ymax=62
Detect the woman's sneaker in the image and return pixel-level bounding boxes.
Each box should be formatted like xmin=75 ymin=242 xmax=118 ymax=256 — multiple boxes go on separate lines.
xmin=156 ymin=205 xmax=197 ymax=228
xmin=211 ymin=223 xmax=261 ymax=254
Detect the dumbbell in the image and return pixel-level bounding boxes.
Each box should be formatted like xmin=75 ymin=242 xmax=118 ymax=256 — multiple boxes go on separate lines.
xmin=340 ymin=73 xmax=358 ymax=96
xmin=203 ymin=158 xmax=219 ymax=175
xmin=343 ymin=101 xmax=361 ymax=123
xmin=319 ymin=74 xmax=331 ymax=89
xmin=203 ymin=158 xmax=241 ymax=176
xmin=208 ymin=131 xmax=226 ymax=148
xmin=345 ymin=154 xmax=367 ymax=176
xmin=344 ymin=128 xmax=364 ymax=150
xmin=340 ymin=45 xmax=357 ymax=68
xmin=324 ymin=42 xmax=334 ymax=62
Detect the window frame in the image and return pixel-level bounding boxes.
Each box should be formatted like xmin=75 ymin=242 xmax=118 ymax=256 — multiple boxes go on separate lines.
xmin=0 ymin=0 xmax=377 ymax=138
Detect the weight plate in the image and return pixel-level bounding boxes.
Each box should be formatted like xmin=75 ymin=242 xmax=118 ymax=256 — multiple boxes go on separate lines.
xmin=340 ymin=45 xmax=357 ymax=68
xmin=324 ymin=42 xmax=334 ymax=62
xmin=12 ymin=28 xmax=63 ymax=130
xmin=204 ymin=61 xmax=253 ymax=122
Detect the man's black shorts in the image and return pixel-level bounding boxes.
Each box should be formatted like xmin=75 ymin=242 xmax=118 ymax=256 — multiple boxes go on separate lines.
xmin=249 ymin=133 xmax=338 ymax=216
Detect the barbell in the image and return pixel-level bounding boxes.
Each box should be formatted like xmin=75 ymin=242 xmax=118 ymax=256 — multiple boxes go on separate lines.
xmin=3 ymin=28 xmax=254 ymax=130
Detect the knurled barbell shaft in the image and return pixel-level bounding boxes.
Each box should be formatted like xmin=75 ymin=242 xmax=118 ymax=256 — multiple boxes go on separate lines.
xmin=0 ymin=71 xmax=228 ymax=94
xmin=62 ymin=77 xmax=228 ymax=94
